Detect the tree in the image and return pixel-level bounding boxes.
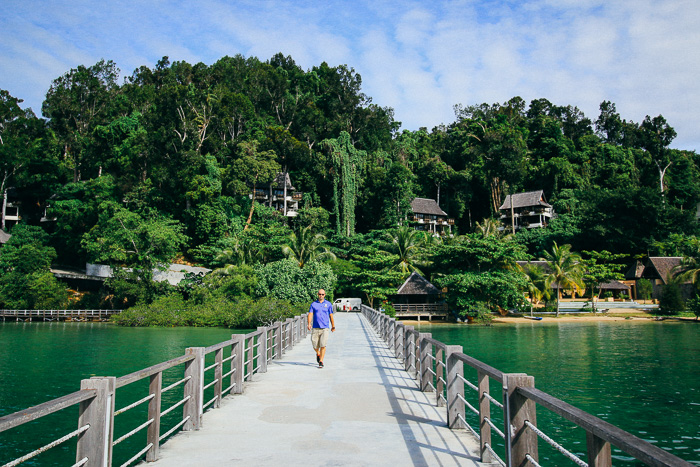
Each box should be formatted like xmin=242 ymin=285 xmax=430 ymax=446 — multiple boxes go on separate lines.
xmin=42 ymin=59 xmax=120 ymax=181
xmin=228 ymin=140 xmax=280 ymax=230
xmin=0 ymin=90 xmax=42 ymax=230
xmin=518 ymin=263 xmax=551 ymax=316
xmin=640 ymin=115 xmax=677 ymax=199
xmin=542 ymin=242 xmax=585 ymax=317
xmin=282 ymin=225 xmax=336 ymax=267
xmin=379 ymin=226 xmax=429 ymax=277
xmin=324 ymin=132 xmax=365 ymax=236
xmin=254 ymin=258 xmax=337 ymax=303
xmin=0 ymin=225 xmax=68 ymax=309
xmin=82 ymin=202 xmax=188 ymax=305
xmin=581 ymin=250 xmax=627 ymax=313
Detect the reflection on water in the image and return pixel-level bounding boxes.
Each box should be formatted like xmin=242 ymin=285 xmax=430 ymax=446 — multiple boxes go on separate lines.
xmin=414 ymin=320 xmax=700 ymax=465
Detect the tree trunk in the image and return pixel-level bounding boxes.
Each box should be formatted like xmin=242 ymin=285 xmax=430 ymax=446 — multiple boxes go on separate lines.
xmin=245 ymin=182 xmax=257 ymax=231
xmin=1 ymin=188 xmax=6 ymax=231
xmin=657 ymin=161 xmax=672 ymax=199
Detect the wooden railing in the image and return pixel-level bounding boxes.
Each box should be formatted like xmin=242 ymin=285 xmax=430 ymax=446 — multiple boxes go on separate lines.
xmin=0 ymin=309 xmax=122 ymax=321
xmin=393 ymin=303 xmax=448 ymax=315
xmin=362 ymin=305 xmax=692 ymax=467
xmin=0 ymin=314 xmax=309 ymax=467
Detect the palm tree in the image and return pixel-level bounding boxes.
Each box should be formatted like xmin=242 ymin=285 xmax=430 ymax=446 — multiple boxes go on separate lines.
xmin=475 ymin=218 xmax=503 ymax=237
xmin=214 ymin=236 xmax=263 ymax=267
xmin=380 ymin=226 xmax=429 ymax=277
xmin=519 ymin=263 xmax=551 ymax=317
xmin=282 ymin=225 xmax=336 ymax=268
xmin=542 ymin=242 xmax=585 ymax=317
xmin=675 ymin=252 xmax=700 ymax=284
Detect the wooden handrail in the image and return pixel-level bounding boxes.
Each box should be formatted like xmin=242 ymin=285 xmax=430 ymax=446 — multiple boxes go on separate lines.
xmin=0 ymin=389 xmax=97 ymax=433
xmin=517 ymin=386 xmax=694 ymax=467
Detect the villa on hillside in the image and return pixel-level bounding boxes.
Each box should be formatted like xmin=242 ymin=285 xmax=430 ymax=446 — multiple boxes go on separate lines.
xmin=409 ymin=198 xmax=453 ymax=235
xmin=499 ymin=190 xmax=554 ymax=232
xmin=250 ymin=172 xmax=302 ymax=217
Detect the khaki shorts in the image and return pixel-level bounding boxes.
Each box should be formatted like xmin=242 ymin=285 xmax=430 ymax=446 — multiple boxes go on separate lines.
xmin=311 ymin=328 xmax=330 ymax=350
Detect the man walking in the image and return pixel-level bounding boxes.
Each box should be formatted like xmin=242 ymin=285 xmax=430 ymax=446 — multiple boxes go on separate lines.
xmin=308 ymin=289 xmax=335 ymax=368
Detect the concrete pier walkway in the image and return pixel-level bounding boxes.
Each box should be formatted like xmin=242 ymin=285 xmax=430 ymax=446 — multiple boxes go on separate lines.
xmin=148 ymin=312 xmax=486 ymax=466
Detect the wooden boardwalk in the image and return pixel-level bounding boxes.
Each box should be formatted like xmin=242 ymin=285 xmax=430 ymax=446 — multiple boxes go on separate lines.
xmin=147 ymin=312 xmax=487 ymax=466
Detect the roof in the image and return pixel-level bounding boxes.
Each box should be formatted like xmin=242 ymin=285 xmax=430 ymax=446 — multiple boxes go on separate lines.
xmin=624 ymin=260 xmax=645 ymax=280
xmin=598 ymin=281 xmax=631 ymax=291
xmin=643 ymin=257 xmax=683 ymax=284
xmin=272 ymin=172 xmax=295 ymax=191
xmin=410 ymin=198 xmax=447 ymax=216
xmin=499 ymin=190 xmax=551 ymax=210
xmin=0 ymin=230 xmax=11 ymax=244
xmin=396 ymin=272 xmax=441 ymax=295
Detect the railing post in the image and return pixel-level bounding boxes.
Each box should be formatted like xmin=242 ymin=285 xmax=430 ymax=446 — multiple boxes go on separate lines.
xmin=395 ymin=322 xmax=404 ymax=359
xmin=146 ymin=372 xmax=162 ymax=461
xmin=284 ymin=318 xmax=293 ymax=353
xmin=214 ymin=348 xmax=223 ymax=408
xmin=275 ymin=321 xmax=283 ymax=358
xmin=231 ymin=334 xmax=244 ymax=394
xmin=587 ymin=432 xmax=612 ymax=467
xmin=76 ymin=377 xmax=115 ymax=467
xmin=419 ymin=333 xmax=433 ymax=392
xmin=257 ymin=327 xmax=268 ymax=373
xmin=436 ymin=346 xmax=445 ymax=407
xmin=403 ymin=326 xmax=414 ymax=372
xmin=446 ymin=346 xmax=464 ymax=429
xmin=246 ymin=335 xmax=255 ymax=381
xmin=504 ymin=373 xmax=538 ymax=467
xmin=388 ymin=318 xmax=395 ymax=349
xmin=183 ymin=347 xmax=204 ymax=431
xmin=478 ymin=370 xmax=492 ymax=463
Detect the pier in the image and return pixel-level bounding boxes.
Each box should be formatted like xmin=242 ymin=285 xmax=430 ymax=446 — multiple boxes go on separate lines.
xmin=0 ymin=306 xmax=693 ymax=467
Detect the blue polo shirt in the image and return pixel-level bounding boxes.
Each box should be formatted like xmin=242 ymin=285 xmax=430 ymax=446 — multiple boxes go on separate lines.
xmin=309 ymin=299 xmax=334 ymax=328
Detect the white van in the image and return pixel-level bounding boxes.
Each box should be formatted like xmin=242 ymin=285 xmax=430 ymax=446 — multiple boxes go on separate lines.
xmin=334 ymin=298 xmax=362 ymax=312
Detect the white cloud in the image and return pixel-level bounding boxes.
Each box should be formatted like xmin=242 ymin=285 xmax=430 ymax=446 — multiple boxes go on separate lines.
xmin=1 ymin=0 xmax=699 ymax=149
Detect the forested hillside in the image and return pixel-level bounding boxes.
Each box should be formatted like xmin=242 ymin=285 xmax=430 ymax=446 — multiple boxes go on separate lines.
xmin=1 ymin=53 xmax=699 ymax=316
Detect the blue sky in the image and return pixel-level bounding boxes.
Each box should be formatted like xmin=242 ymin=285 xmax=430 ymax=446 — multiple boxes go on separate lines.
xmin=2 ymin=0 xmax=699 ymax=150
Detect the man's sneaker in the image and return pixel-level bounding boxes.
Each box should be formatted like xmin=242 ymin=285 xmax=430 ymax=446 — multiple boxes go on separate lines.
xmin=316 ymin=354 xmax=320 ymax=364
xmin=319 ymin=361 xmax=324 ymax=368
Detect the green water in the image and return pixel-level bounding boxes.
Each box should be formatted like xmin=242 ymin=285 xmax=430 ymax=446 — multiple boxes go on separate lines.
xmin=1 ymin=321 xmax=698 ymax=465
xmin=0 ymin=322 xmax=241 ymax=465
xmin=414 ymin=320 xmax=700 ymax=465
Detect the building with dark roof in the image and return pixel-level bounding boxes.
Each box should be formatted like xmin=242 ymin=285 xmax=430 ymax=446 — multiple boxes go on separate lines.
xmin=499 ymin=190 xmax=554 ymax=232
xmin=409 ymin=198 xmax=453 ymax=235
xmin=250 ymin=172 xmax=302 ymax=217
xmin=391 ymin=272 xmax=447 ymax=321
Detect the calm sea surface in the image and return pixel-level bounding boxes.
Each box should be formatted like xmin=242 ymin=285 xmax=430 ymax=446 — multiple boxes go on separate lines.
xmin=1 ymin=320 xmax=698 ymax=465
xmin=414 ymin=319 xmax=700 ymax=465
xmin=0 ymin=322 xmax=241 ymax=465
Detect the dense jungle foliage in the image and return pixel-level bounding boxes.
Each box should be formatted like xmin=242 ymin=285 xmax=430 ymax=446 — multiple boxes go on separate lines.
xmin=1 ymin=53 xmax=700 ymax=323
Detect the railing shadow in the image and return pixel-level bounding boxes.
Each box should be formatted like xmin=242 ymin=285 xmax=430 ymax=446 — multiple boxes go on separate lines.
xmin=357 ymin=314 xmax=482 ymax=466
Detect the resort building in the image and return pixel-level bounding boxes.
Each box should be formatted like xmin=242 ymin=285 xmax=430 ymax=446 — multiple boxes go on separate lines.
xmin=391 ymin=272 xmax=448 ymax=321
xmin=409 ymin=198 xmax=453 ymax=235
xmin=499 ymin=190 xmax=554 ymax=232
xmin=250 ymin=172 xmax=302 ymax=217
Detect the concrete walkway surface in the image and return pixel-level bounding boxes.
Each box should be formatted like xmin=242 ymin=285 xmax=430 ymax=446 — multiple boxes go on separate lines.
xmin=147 ymin=313 xmax=488 ymax=466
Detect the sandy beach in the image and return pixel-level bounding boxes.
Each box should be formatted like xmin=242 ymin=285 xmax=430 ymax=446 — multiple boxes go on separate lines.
xmin=398 ymin=308 xmax=698 ymax=325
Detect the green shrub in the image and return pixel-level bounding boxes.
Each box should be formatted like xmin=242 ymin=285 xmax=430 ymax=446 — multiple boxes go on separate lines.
xmin=111 ymin=294 xmax=305 ymax=328
xmin=382 ymin=302 xmax=396 ymax=318
xmin=659 ymin=282 xmax=685 ymax=315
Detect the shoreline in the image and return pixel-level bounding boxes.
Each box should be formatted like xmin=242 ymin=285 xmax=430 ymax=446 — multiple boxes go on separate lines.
xmin=397 ymin=308 xmax=698 ymax=325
